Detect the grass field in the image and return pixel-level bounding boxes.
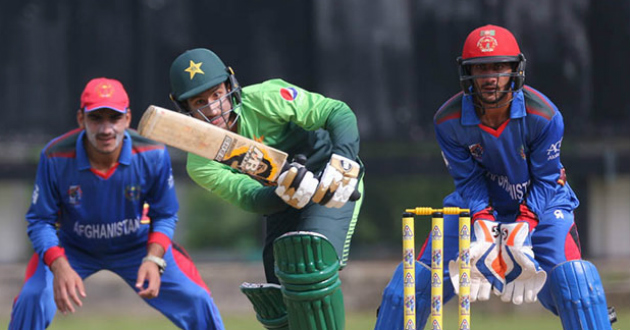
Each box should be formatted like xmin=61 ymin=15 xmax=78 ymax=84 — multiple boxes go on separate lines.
xmin=3 ymin=308 xmax=628 ymax=329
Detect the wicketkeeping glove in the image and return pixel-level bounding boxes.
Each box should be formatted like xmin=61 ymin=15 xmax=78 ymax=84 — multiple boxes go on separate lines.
xmin=274 ymin=160 xmax=319 ymax=209
xmin=449 ymin=219 xmax=505 ymax=302
xmin=499 ymin=221 xmax=547 ymax=304
xmin=311 ymin=154 xmax=360 ymax=208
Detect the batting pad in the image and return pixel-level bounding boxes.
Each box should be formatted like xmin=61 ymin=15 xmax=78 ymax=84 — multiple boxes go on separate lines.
xmin=549 ymin=260 xmax=612 ymax=330
xmin=274 ymin=231 xmax=344 ymax=330
xmin=240 ymin=282 xmax=289 ymax=330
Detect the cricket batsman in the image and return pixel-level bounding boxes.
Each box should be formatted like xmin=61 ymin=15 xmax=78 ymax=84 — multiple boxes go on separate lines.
xmin=168 ymin=48 xmax=365 ymax=330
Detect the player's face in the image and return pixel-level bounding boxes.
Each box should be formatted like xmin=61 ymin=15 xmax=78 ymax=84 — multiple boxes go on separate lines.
xmin=470 ymin=62 xmax=513 ymax=105
xmin=186 ymin=83 xmax=234 ymax=130
xmin=78 ymin=108 xmax=130 ymax=155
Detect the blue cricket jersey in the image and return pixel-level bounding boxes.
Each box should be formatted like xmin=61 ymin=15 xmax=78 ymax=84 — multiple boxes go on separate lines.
xmin=433 ymin=85 xmax=579 ymax=216
xmin=26 ymin=129 xmax=179 ymax=257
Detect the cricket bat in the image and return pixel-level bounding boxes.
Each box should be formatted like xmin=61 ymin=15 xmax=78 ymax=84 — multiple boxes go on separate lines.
xmin=138 ymin=105 xmax=287 ymax=183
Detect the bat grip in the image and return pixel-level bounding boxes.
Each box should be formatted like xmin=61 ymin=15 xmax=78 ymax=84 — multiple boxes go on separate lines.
xmin=286 ymin=154 xmax=361 ymax=202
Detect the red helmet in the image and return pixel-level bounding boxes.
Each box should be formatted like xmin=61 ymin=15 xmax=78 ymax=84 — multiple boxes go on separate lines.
xmin=457 ymin=24 xmax=526 ymax=94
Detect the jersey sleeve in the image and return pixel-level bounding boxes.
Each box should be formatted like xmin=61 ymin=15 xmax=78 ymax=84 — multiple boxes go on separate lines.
xmin=434 ymin=122 xmax=490 ymax=214
xmin=144 ymin=147 xmax=179 ymax=242
xmin=266 ymin=81 xmax=360 ymax=161
xmin=186 ymin=153 xmax=287 ymax=214
xmin=26 ymin=150 xmax=63 ymax=260
xmin=524 ymin=111 xmax=566 ymax=214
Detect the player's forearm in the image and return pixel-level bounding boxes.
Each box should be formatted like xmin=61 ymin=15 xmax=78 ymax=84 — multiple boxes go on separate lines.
xmin=324 ymin=104 xmax=360 ymax=160
xmin=27 ymin=220 xmax=61 ymax=260
xmin=187 ymin=156 xmax=287 ymax=213
xmin=146 ymin=242 xmax=165 ymax=258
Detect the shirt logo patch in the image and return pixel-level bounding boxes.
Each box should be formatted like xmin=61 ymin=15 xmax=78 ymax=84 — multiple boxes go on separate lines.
xmin=125 ymin=185 xmax=141 ymax=201
xmin=280 ymin=87 xmax=298 ymax=101
xmin=68 ymin=185 xmax=82 ymax=205
xmin=547 ymin=138 xmax=562 ymax=160
xmin=32 ymin=184 xmax=40 ymax=205
xmin=519 ymin=145 xmax=526 ymax=160
xmin=468 ymin=143 xmax=484 ymax=159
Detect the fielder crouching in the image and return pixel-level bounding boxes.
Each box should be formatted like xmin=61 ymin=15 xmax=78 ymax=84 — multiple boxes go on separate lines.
xmin=8 ymin=78 xmax=224 ymax=330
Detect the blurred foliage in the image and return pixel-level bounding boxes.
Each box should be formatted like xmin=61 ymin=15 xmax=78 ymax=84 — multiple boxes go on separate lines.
xmin=352 ymin=173 xmax=455 ymax=257
xmin=176 ymin=164 xmax=455 ymax=260
xmin=177 ymin=182 xmax=262 ymax=256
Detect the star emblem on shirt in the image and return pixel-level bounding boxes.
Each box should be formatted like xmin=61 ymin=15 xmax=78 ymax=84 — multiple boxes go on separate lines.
xmin=185 ymin=60 xmax=204 ymax=80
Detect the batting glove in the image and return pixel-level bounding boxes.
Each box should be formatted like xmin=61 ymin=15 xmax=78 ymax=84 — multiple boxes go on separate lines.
xmin=275 ymin=160 xmax=319 ymax=209
xmin=499 ymin=221 xmax=547 ymax=304
xmin=311 ymin=154 xmax=360 ymax=208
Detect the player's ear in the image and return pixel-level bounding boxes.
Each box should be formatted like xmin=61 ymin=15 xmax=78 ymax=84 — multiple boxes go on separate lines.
xmin=77 ymin=109 xmax=85 ymax=129
xmin=125 ymin=108 xmax=132 ymax=127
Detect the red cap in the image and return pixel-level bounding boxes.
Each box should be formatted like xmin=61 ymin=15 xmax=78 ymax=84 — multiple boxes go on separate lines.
xmin=461 ymin=25 xmax=521 ymax=62
xmin=80 ymin=77 xmax=129 ymax=113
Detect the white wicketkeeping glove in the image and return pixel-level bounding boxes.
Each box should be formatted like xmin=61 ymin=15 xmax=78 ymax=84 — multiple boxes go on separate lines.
xmin=450 ymin=219 xmax=505 ymax=302
xmin=274 ymin=161 xmax=319 ymax=209
xmin=499 ymin=222 xmax=547 ymax=304
xmin=311 ymin=154 xmax=360 ymax=208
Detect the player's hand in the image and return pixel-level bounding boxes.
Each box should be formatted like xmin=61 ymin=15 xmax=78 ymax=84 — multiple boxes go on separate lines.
xmin=515 ymin=202 xmax=539 ymax=230
xmin=311 ymin=154 xmax=360 ymax=208
xmin=50 ymin=257 xmax=86 ymax=314
xmin=499 ymin=222 xmax=547 ymax=304
xmin=275 ymin=158 xmax=319 ymax=209
xmin=452 ymin=219 xmax=505 ymax=301
xmin=136 ymin=259 xmax=162 ymax=299
xmin=472 ymin=205 xmax=496 ymax=224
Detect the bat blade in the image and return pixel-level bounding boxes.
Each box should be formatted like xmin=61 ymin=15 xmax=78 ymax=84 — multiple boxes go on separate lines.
xmin=137 ymin=105 xmax=287 ymax=183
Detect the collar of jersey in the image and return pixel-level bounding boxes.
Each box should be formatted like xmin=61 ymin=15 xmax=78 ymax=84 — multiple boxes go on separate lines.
xmin=76 ymin=130 xmax=132 ymax=170
xmin=461 ymin=90 xmax=526 ymax=126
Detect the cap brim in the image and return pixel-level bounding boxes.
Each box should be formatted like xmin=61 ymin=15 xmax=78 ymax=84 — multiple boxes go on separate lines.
xmin=177 ymin=76 xmax=227 ymax=101
xmin=84 ymin=105 xmax=128 ymax=113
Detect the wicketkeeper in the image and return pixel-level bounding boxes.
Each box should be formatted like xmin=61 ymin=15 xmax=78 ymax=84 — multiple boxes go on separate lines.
xmin=375 ymin=24 xmax=615 ymax=330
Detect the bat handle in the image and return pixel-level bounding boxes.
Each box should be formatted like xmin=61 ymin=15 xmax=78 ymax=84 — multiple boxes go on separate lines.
xmin=349 ymin=189 xmax=361 ymax=202
xmin=286 ymin=154 xmax=361 ymax=201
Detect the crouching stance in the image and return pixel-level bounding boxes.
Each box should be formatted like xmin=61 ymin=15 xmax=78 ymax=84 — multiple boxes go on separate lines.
xmin=375 ymin=24 xmax=615 ymax=330
xmin=167 ymin=48 xmax=364 ymax=330
xmin=8 ymin=78 xmax=224 ymax=330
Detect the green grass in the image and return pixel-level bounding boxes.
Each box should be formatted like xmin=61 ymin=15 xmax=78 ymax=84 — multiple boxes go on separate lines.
xmin=2 ymin=308 xmax=628 ymax=330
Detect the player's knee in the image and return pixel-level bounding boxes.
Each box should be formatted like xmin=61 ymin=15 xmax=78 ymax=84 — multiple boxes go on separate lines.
xmin=274 ymin=231 xmax=344 ymax=330
xmin=549 ymin=260 xmax=612 ymax=330
xmin=17 ymin=281 xmax=52 ymax=303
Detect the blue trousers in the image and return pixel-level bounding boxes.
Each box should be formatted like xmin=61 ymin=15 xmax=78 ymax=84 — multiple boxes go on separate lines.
xmin=9 ymin=244 xmax=225 ymax=330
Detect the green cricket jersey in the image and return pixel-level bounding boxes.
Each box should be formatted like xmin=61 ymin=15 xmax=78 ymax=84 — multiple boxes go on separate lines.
xmin=186 ymin=79 xmax=362 ymax=214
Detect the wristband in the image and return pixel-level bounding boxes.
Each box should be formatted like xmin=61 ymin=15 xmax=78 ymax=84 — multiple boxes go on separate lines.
xmin=142 ymin=255 xmax=166 ymax=275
